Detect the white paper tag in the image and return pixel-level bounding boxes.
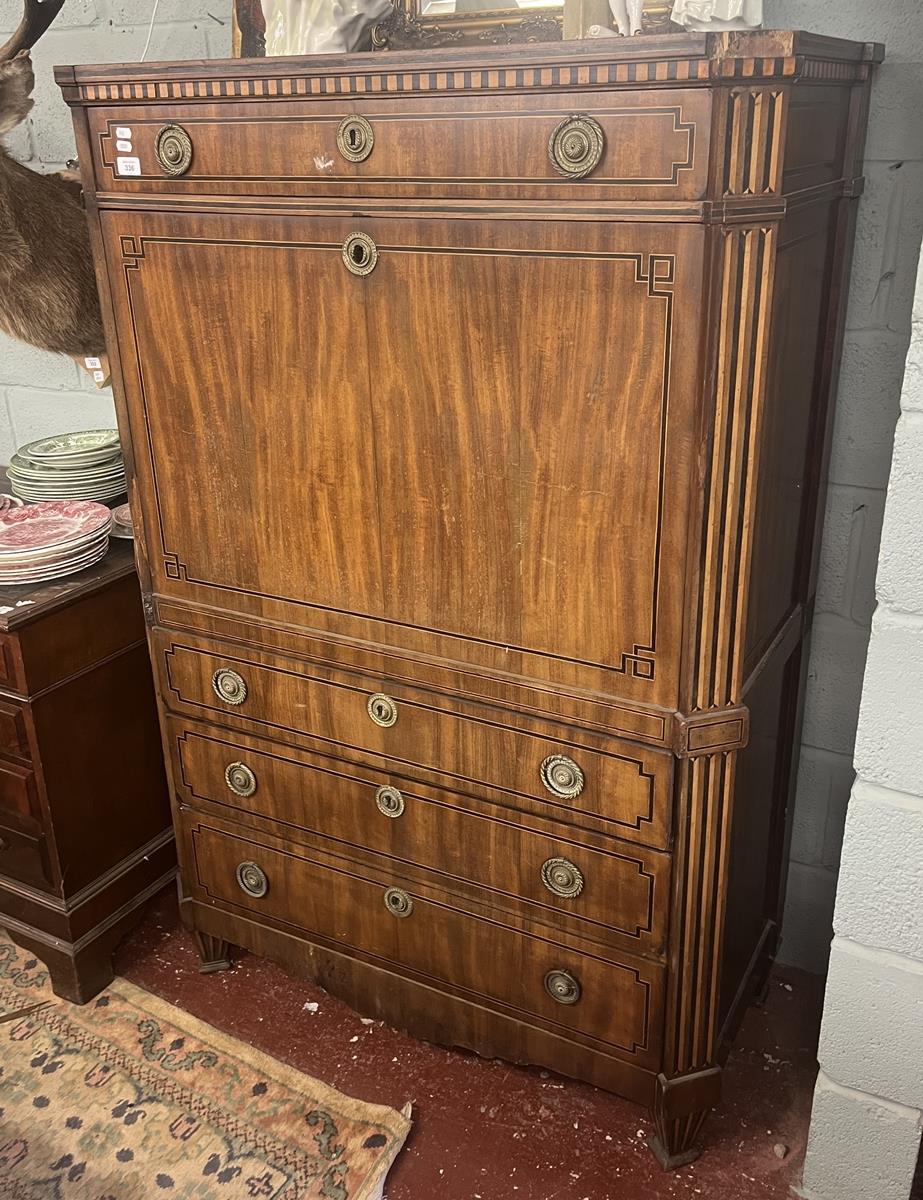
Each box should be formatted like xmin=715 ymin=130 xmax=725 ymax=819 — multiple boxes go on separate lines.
xmin=115 ymin=126 xmax=132 ymax=139
xmin=116 ymin=156 xmax=141 ymax=177
xmin=93 ymin=370 xmax=106 ymax=383
xmin=84 ymin=356 xmax=101 ymax=369
xmin=116 ymin=139 xmax=132 ymax=152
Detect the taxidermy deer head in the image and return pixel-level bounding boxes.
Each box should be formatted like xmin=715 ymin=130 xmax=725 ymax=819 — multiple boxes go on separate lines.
xmin=0 ymin=0 xmax=105 ymax=359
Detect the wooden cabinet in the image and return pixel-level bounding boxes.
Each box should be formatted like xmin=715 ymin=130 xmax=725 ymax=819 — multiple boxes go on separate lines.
xmin=0 ymin=541 xmax=174 ymax=1001
xmin=59 ymin=30 xmax=880 ymax=1164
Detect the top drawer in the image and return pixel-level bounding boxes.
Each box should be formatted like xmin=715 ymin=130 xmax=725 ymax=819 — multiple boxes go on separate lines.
xmin=85 ymin=89 xmax=710 ymax=202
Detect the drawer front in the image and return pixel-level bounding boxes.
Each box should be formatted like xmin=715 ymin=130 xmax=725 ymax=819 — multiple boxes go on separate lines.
xmin=87 ymin=89 xmax=708 ymax=201
xmin=171 ymin=722 xmax=669 ymax=958
xmin=158 ymin=635 xmax=671 ymax=848
xmin=0 ymin=635 xmax=22 ymax=693
xmin=186 ymin=816 xmax=663 ymax=1068
xmin=0 ymin=758 xmax=40 ymax=832
xmin=0 ymin=824 xmax=51 ymax=888
xmin=0 ymin=700 xmax=29 ymax=761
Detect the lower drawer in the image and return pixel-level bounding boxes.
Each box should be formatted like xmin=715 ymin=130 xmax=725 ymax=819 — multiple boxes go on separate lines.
xmin=184 ymin=815 xmax=664 ymax=1069
xmin=0 ymin=699 xmax=30 ymax=760
xmin=0 ymin=757 xmax=40 ymax=831
xmin=171 ymin=720 xmax=669 ymax=959
xmin=0 ymin=824 xmax=51 ymax=889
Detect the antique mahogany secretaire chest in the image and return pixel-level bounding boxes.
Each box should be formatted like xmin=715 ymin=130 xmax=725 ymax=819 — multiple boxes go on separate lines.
xmin=59 ymin=30 xmax=880 ymax=1164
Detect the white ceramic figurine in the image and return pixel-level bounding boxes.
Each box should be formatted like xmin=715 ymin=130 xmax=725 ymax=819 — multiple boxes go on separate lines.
xmin=670 ymin=0 xmax=763 ymax=29
xmin=608 ymin=0 xmax=644 ymax=36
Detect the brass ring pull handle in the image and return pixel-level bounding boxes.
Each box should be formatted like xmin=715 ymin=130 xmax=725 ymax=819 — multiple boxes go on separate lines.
xmin=548 ymin=115 xmax=604 ymax=180
xmin=236 ymin=860 xmax=268 ymax=898
xmin=367 ymin=692 xmax=397 ymax=727
xmin=225 ymin=762 xmax=257 ymax=798
xmin=155 ymin=124 xmax=193 ymax=176
xmin=212 ymin=668 xmax=248 ymax=706
xmin=544 ymin=968 xmax=581 ymax=1005
xmin=376 ymin=785 xmax=405 ymax=818
xmin=343 ymin=232 xmax=378 ymax=277
xmin=541 ymin=857 xmax=584 ymax=899
xmin=383 ymin=886 xmax=413 ymax=918
xmin=337 ymin=115 xmax=374 ymax=163
xmin=540 ymin=754 xmax=585 ymax=799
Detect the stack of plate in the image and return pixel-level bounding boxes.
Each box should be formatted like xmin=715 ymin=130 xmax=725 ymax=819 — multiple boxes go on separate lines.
xmin=111 ymin=503 xmax=134 ymax=540
xmin=9 ymin=430 xmax=126 ymax=503
xmin=0 ymin=501 xmax=112 ymax=585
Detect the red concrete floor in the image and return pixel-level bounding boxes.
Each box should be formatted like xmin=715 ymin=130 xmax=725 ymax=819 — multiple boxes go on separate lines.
xmin=113 ymin=889 xmax=824 ymax=1200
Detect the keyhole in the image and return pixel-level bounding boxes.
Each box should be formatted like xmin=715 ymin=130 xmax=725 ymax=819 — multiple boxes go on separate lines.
xmin=348 ymin=127 xmax=359 ymax=149
xmin=352 ymin=242 xmax=367 ymax=266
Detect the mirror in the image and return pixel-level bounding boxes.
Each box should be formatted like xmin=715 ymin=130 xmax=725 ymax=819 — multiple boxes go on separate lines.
xmin=370 ymin=0 xmax=564 ymax=49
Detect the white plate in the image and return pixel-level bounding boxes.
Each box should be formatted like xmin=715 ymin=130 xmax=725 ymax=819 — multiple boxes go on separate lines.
xmin=11 ymin=484 xmax=127 ymax=503
xmin=0 ymin=543 xmax=109 ymax=583
xmin=19 ymin=430 xmax=120 ymax=462
xmin=0 ymin=531 xmax=109 ymax=566
xmin=9 ymin=462 xmax=125 ymax=483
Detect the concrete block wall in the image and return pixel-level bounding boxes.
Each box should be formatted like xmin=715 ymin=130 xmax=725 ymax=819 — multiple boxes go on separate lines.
xmin=0 ymin=0 xmax=230 ymax=462
xmin=769 ymin=0 xmax=923 ymax=972
xmin=799 ymin=256 xmax=923 ymax=1200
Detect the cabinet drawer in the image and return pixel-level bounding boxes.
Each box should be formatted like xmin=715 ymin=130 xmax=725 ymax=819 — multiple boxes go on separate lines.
xmin=86 ymin=88 xmax=708 ymax=201
xmin=186 ymin=815 xmax=663 ymax=1068
xmin=158 ymin=634 xmax=671 ymax=848
xmin=0 ymin=700 xmax=29 ymax=761
xmin=171 ymin=721 xmax=669 ymax=958
xmin=0 ymin=758 xmax=40 ymax=831
xmin=0 ymin=824 xmax=50 ymax=888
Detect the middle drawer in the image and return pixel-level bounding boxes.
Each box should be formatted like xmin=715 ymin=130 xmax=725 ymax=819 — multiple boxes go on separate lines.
xmin=168 ymin=719 xmax=669 ymax=959
xmin=155 ymin=630 xmax=672 ymax=848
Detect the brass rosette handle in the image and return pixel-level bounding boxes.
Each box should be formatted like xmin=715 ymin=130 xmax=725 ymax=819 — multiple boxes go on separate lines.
xmin=155 ymin=124 xmax=193 ymax=176
xmin=544 ymin=968 xmax=581 ymax=1005
xmin=236 ymin=860 xmax=269 ymax=898
xmin=548 ymin=115 xmax=605 ymax=181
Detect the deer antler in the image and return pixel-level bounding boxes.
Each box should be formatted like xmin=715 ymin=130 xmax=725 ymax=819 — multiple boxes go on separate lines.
xmin=0 ymin=0 xmax=66 ymax=62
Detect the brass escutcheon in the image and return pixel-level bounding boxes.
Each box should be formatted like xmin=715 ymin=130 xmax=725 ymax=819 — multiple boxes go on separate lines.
xmin=541 ymin=856 xmax=585 ymax=899
xmin=376 ymin=785 xmax=405 ymax=818
xmin=540 ymin=754 xmax=585 ymax=799
xmin=548 ymin=115 xmax=605 ymax=181
xmin=336 ymin=115 xmax=374 ymax=163
xmin=212 ymin=668 xmax=247 ymax=706
xmin=544 ymin=968 xmax=581 ymax=1005
xmin=225 ymin=762 xmax=257 ymax=798
xmin=383 ymin=886 xmax=413 ymax=918
xmin=236 ymin=860 xmax=268 ymax=898
xmin=367 ymin=692 xmax=397 ymax=727
xmin=342 ymin=232 xmax=378 ymax=277
xmin=155 ymin=123 xmax=193 ymax=176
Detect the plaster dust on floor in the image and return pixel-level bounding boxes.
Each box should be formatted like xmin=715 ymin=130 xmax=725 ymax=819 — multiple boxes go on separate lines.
xmin=110 ymin=888 xmax=825 ymax=1200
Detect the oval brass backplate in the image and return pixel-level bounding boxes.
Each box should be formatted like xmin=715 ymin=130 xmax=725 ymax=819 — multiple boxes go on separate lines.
xmin=336 ymin=115 xmax=374 ymax=163
xmin=342 ymin=232 xmax=378 ymax=277
xmin=155 ymin=123 xmax=193 ymax=176
xmin=236 ymin=860 xmax=268 ymax=898
xmin=541 ymin=856 xmax=584 ymax=899
xmin=383 ymin=886 xmax=413 ymax=917
xmin=544 ymin=968 xmax=581 ymax=1005
xmin=376 ymin=785 xmax=405 ymax=818
xmin=367 ymin=692 xmax=397 ymax=727
xmin=212 ymin=668 xmax=247 ymax=706
xmin=225 ymin=761 xmax=257 ymax=798
xmin=548 ymin=115 xmax=605 ymax=181
xmin=540 ymin=754 xmax=585 ymax=799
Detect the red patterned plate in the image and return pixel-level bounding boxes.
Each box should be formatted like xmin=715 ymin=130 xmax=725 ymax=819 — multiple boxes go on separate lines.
xmin=0 ymin=500 xmax=112 ymax=553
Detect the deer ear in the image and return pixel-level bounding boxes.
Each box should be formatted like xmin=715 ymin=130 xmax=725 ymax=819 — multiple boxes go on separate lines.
xmin=0 ymin=51 xmax=35 ymax=136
